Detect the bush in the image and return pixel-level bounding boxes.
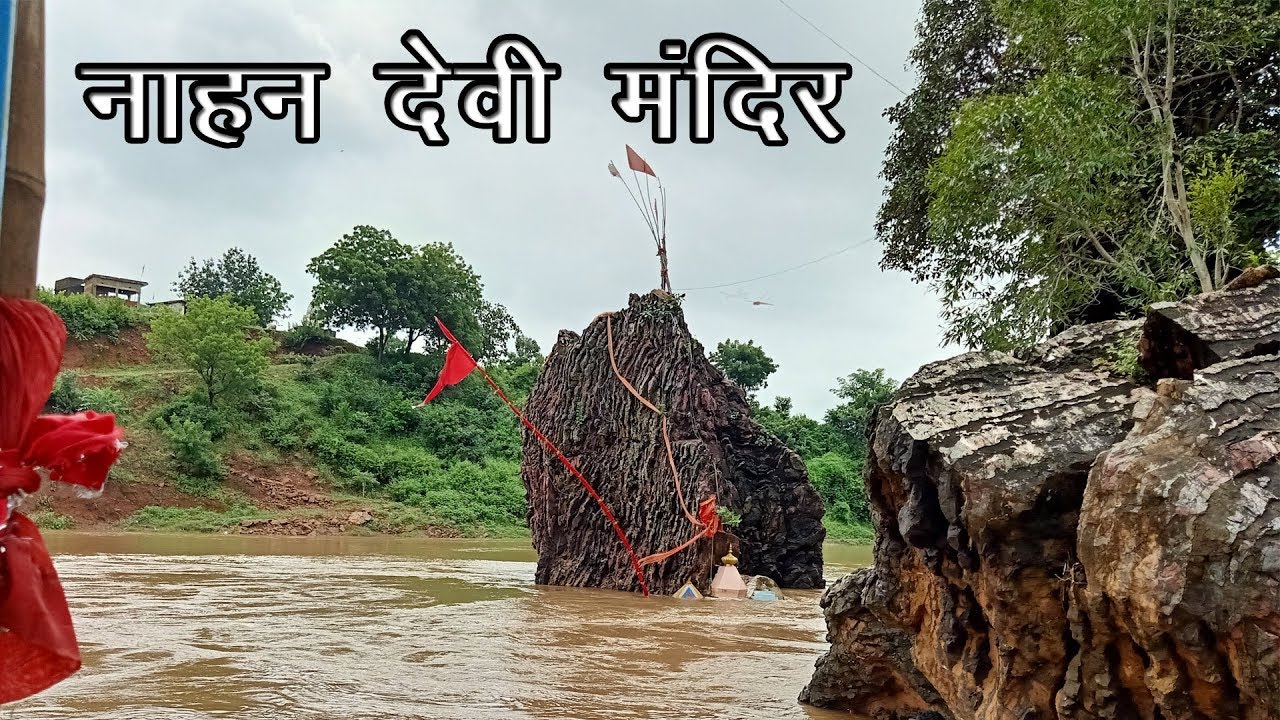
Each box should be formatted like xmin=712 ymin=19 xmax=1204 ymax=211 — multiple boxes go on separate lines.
xmin=37 ymin=289 xmax=150 ymax=340
xmin=281 ymin=323 xmax=330 ymax=350
xmin=47 ymin=372 xmax=84 ymax=414
xmin=78 ymin=386 xmax=128 ymax=416
xmin=373 ymin=444 xmax=443 ymax=485
xmin=147 ymin=296 xmax=273 ymax=407
xmin=386 ymin=458 xmax=525 ymax=530
xmin=159 ymin=418 xmax=224 ymax=480
xmin=715 ymin=507 xmax=743 ymax=528
xmin=28 ymin=509 xmax=75 ymax=530
xmin=149 ymin=395 xmax=230 ymax=440
xmin=261 ymin=410 xmax=306 ymax=451
xmin=45 ymin=372 xmax=127 ymax=416
xmin=1098 ymin=337 xmax=1149 ymax=383
xmin=338 ymin=469 xmax=379 ymax=496
xmin=824 ymin=517 xmax=875 ymax=543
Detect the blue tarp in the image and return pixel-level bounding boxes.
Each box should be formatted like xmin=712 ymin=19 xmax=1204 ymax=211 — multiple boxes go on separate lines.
xmin=0 ymin=0 xmax=16 ymax=216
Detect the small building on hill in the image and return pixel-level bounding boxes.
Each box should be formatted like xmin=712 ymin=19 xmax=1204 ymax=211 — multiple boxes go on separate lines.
xmin=54 ymin=274 xmax=147 ymax=305
xmin=148 ymin=299 xmax=187 ymax=314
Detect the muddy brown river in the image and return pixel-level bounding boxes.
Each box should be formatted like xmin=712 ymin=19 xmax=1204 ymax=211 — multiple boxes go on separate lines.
xmin=9 ymin=533 xmax=872 ymax=719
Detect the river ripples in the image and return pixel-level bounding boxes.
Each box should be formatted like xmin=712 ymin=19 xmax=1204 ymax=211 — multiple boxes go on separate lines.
xmin=7 ymin=534 xmax=871 ymax=720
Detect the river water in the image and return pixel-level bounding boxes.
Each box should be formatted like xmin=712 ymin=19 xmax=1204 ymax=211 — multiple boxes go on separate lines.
xmin=9 ymin=533 xmax=872 ymax=720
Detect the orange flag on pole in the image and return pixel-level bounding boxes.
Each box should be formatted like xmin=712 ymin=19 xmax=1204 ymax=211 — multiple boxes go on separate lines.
xmin=625 ymin=145 xmax=656 ymax=176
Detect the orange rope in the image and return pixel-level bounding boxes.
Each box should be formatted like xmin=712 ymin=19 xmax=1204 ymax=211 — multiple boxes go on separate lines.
xmin=600 ymin=312 xmax=718 ymax=568
xmin=602 ymin=312 xmax=699 ymax=526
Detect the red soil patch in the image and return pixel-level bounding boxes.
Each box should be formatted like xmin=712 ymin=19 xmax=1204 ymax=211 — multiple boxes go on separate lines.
xmin=62 ymin=327 xmax=151 ymax=369
xmin=224 ymin=453 xmax=334 ymax=510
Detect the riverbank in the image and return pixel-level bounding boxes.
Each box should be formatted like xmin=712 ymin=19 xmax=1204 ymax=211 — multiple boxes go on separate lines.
xmin=28 ymin=460 xmax=870 ymax=542
xmin=36 ymin=299 xmax=877 ymax=545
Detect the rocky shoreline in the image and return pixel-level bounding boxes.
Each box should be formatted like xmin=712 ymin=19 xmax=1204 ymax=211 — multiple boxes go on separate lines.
xmin=802 ymin=274 xmax=1280 ymax=719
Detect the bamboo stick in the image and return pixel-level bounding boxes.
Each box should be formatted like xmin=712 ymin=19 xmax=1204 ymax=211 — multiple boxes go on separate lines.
xmin=0 ymin=0 xmax=44 ymax=300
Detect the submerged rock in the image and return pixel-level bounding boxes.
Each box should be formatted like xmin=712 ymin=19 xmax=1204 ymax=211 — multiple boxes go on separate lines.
xmin=803 ymin=278 xmax=1280 ymax=720
xmin=743 ymin=574 xmax=784 ymax=599
xmin=520 ymin=291 xmax=824 ymax=595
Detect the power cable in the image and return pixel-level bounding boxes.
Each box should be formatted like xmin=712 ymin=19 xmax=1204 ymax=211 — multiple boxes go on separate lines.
xmin=773 ymin=0 xmax=910 ymax=96
xmin=676 ymin=236 xmax=876 ymax=292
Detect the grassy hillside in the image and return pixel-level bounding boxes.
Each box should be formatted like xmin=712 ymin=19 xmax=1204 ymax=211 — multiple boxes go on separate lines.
xmin=32 ymin=292 xmax=872 ymax=542
xmin=34 ymin=290 xmax=534 ymax=537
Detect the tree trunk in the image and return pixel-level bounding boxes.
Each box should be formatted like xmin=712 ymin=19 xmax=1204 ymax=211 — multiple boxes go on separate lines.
xmin=0 ymin=0 xmax=45 ymax=300
xmin=520 ymin=291 xmax=825 ymax=596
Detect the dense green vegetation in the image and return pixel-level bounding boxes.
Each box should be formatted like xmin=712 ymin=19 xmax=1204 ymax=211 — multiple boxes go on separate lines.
xmin=709 ymin=339 xmax=778 ymax=397
xmin=711 ymin=341 xmax=897 ymax=541
xmin=880 ymin=0 xmax=1280 ymax=350
xmin=148 ymin=296 xmax=275 ymax=407
xmin=306 ymin=225 xmax=519 ymax=361
xmin=36 ymin=288 xmax=155 ymax=340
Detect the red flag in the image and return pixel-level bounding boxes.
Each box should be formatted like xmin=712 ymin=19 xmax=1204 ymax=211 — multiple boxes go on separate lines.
xmin=418 ymin=319 xmax=478 ymax=405
xmin=625 ymin=145 xmax=656 ymax=176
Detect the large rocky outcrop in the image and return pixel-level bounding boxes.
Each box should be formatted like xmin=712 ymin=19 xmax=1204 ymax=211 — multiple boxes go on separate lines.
xmin=521 ymin=291 xmax=825 ymax=595
xmin=802 ymin=277 xmax=1280 ymax=720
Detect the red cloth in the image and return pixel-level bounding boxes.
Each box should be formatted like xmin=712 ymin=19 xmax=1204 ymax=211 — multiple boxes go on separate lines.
xmin=625 ymin=145 xmax=656 ymax=176
xmin=0 ymin=297 xmax=65 ymax=450
xmin=697 ymin=496 xmax=722 ymax=536
xmin=418 ymin=320 xmax=478 ymax=405
xmin=0 ymin=296 xmax=125 ymax=703
xmin=0 ymin=513 xmax=80 ymax=704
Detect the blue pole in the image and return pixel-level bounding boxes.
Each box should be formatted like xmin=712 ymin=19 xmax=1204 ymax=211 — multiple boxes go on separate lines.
xmin=0 ymin=0 xmax=15 ymax=216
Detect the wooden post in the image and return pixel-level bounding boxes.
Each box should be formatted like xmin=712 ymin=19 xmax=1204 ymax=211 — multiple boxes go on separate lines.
xmin=0 ymin=0 xmax=44 ymax=300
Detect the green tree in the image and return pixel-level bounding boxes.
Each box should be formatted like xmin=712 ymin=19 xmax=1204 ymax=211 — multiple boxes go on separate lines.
xmin=879 ymin=0 xmax=1021 ymax=295
xmin=754 ymin=396 xmax=844 ymax=460
xmin=709 ymin=339 xmax=779 ymax=396
xmin=174 ymin=247 xmax=293 ymax=327
xmin=806 ymin=451 xmax=869 ymax=523
xmin=307 ymin=226 xmax=515 ymax=362
xmin=507 ymin=333 xmax=542 ymax=366
xmin=307 ymin=226 xmax=412 ymax=360
xmin=881 ymin=0 xmax=1280 ymax=350
xmin=824 ymin=369 xmax=897 ymax=459
xmin=147 ymin=296 xmax=273 ymax=406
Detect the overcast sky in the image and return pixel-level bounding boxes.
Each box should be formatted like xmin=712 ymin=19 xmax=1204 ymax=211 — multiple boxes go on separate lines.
xmin=43 ymin=0 xmax=959 ymax=417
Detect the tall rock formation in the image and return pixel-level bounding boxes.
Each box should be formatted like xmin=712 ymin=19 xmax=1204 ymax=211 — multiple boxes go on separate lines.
xmin=521 ymin=291 xmax=825 ymax=595
xmin=802 ymin=277 xmax=1280 ymax=720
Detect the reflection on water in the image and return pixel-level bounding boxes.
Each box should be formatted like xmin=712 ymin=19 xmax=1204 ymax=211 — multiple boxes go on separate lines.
xmin=9 ymin=533 xmax=872 ymax=720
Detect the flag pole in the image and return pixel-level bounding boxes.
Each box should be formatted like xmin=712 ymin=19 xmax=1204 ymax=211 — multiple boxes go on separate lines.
xmin=0 ymin=0 xmax=43 ymax=300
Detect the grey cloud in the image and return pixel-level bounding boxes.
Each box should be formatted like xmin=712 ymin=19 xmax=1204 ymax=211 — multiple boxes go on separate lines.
xmin=43 ymin=0 xmax=959 ymax=417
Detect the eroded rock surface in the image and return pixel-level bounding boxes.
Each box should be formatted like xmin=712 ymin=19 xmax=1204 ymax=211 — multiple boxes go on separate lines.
xmin=521 ymin=291 xmax=824 ymax=595
xmin=1140 ymin=277 xmax=1280 ymax=380
xmin=804 ymin=278 xmax=1280 ymax=720
xmin=1067 ymin=353 xmax=1280 ymax=719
